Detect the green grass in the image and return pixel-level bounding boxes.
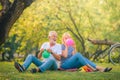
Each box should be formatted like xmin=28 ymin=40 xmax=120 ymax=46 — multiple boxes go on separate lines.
xmin=0 ymin=62 xmax=120 ymax=80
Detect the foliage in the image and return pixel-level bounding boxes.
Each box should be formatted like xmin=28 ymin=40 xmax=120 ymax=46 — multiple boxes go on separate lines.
xmin=5 ymin=0 xmax=120 ymax=58
xmin=0 ymin=34 xmax=23 ymax=61
xmin=0 ymin=4 xmax=2 ymax=10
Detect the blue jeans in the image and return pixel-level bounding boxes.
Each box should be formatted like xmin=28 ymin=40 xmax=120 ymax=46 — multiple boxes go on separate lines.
xmin=22 ymin=54 xmax=57 ymax=72
xmin=61 ymin=53 xmax=96 ymax=69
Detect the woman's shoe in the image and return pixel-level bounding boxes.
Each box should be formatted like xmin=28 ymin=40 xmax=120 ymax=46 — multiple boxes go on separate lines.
xmin=104 ymin=67 xmax=112 ymax=72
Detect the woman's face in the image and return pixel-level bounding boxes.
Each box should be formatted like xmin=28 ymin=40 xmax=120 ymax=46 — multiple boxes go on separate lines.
xmin=63 ymin=35 xmax=71 ymax=43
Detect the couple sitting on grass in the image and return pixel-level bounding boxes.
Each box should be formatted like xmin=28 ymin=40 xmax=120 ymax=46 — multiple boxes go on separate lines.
xmin=14 ymin=31 xmax=112 ymax=73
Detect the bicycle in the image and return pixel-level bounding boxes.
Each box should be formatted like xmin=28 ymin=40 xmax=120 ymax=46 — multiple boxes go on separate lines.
xmin=108 ymin=43 xmax=120 ymax=65
xmin=88 ymin=38 xmax=120 ymax=65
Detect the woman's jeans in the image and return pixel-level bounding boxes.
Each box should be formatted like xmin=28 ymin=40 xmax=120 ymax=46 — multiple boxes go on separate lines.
xmin=22 ymin=54 xmax=57 ymax=72
xmin=61 ymin=53 xmax=96 ymax=69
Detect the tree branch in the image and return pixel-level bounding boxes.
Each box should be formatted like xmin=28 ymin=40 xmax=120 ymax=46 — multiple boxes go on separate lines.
xmin=0 ymin=0 xmax=11 ymax=18
xmin=68 ymin=11 xmax=85 ymax=52
xmin=88 ymin=38 xmax=115 ymax=45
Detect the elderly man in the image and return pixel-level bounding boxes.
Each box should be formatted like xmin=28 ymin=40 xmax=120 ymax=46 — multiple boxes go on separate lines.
xmin=14 ymin=31 xmax=62 ymax=73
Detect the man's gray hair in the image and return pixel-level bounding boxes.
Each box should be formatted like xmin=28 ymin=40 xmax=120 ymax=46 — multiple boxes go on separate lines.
xmin=48 ymin=31 xmax=57 ymax=36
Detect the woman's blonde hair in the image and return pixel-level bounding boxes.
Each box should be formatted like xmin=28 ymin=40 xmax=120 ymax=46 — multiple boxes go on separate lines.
xmin=62 ymin=32 xmax=71 ymax=44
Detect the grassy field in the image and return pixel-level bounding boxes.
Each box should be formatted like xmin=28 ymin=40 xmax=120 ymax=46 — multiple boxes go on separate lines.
xmin=0 ymin=62 xmax=120 ymax=80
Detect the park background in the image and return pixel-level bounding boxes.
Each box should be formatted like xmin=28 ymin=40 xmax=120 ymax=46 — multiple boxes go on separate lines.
xmin=0 ymin=0 xmax=120 ymax=80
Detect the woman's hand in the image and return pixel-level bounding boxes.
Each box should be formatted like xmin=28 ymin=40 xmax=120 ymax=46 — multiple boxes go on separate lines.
xmin=72 ymin=43 xmax=76 ymax=49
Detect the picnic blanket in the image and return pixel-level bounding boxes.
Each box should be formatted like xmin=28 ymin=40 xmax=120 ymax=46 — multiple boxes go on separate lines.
xmin=58 ymin=66 xmax=93 ymax=72
xmin=57 ymin=68 xmax=80 ymax=72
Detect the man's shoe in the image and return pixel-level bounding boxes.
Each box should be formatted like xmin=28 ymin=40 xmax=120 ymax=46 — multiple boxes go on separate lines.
xmin=14 ymin=62 xmax=25 ymax=72
xmin=30 ymin=68 xmax=37 ymax=73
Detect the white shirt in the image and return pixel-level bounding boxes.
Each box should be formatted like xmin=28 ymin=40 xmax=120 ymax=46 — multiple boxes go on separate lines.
xmin=40 ymin=42 xmax=62 ymax=62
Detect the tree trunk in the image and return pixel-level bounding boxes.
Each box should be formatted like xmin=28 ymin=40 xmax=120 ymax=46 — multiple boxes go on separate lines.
xmin=0 ymin=0 xmax=35 ymax=45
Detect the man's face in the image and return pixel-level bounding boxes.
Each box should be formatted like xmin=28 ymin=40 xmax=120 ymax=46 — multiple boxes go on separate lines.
xmin=49 ymin=33 xmax=57 ymax=44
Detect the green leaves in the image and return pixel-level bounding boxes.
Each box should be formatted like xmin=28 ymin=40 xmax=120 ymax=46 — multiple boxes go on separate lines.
xmin=7 ymin=0 xmax=120 ymax=55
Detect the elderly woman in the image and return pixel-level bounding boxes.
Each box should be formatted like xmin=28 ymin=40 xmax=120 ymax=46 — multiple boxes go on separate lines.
xmin=60 ymin=32 xmax=112 ymax=72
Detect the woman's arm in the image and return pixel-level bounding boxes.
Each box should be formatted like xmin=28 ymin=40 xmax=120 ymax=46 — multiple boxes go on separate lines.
xmin=72 ymin=43 xmax=77 ymax=55
xmin=61 ymin=45 xmax=68 ymax=58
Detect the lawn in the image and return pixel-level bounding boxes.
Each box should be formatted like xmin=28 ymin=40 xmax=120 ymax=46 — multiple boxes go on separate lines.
xmin=0 ymin=62 xmax=120 ymax=80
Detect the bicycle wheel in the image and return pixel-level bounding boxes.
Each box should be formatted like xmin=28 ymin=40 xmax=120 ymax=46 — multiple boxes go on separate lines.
xmin=108 ymin=43 xmax=120 ymax=65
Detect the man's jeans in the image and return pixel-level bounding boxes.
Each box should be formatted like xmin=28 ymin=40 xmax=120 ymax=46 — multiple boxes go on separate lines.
xmin=61 ymin=53 xmax=96 ymax=69
xmin=22 ymin=54 xmax=57 ymax=72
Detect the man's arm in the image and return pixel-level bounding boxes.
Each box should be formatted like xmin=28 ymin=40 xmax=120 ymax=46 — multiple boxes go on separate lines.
xmin=37 ymin=49 xmax=44 ymax=59
xmin=47 ymin=49 xmax=61 ymax=61
xmin=51 ymin=52 xmax=61 ymax=61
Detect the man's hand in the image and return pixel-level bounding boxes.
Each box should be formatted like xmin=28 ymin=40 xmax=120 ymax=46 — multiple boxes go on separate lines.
xmin=47 ymin=48 xmax=53 ymax=54
xmin=37 ymin=48 xmax=44 ymax=58
xmin=40 ymin=48 xmax=44 ymax=53
xmin=47 ymin=48 xmax=61 ymax=61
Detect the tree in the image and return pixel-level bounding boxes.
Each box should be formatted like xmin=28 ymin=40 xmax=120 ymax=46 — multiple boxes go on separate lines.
xmin=0 ymin=0 xmax=35 ymax=45
xmin=0 ymin=34 xmax=23 ymax=61
xmin=3 ymin=0 xmax=119 ymax=60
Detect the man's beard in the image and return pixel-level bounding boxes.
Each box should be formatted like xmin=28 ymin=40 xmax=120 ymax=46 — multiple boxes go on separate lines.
xmin=50 ymin=39 xmax=56 ymax=44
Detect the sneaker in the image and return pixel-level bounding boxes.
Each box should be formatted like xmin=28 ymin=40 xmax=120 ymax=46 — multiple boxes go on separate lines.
xmin=104 ymin=67 xmax=112 ymax=72
xmin=107 ymin=67 xmax=112 ymax=72
xmin=14 ymin=62 xmax=25 ymax=72
xmin=30 ymin=68 xmax=37 ymax=73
